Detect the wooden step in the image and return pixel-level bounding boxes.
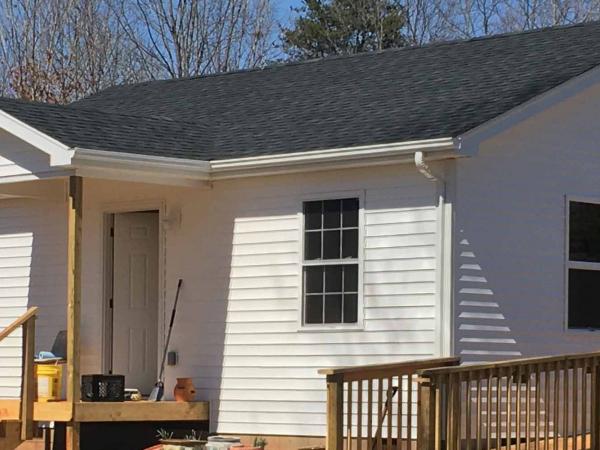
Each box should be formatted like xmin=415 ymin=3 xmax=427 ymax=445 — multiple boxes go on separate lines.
xmin=15 ymin=439 xmax=43 ymax=450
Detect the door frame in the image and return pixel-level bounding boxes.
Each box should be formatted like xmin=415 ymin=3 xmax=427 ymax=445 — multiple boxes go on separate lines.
xmin=101 ymin=199 xmax=166 ymax=376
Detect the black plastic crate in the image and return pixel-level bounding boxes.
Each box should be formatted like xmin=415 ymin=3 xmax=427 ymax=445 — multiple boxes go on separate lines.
xmin=81 ymin=374 xmax=125 ymax=402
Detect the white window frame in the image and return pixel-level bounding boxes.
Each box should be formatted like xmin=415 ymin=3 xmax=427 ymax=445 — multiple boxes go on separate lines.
xmin=565 ymin=195 xmax=600 ymax=331
xmin=297 ymin=191 xmax=365 ymax=331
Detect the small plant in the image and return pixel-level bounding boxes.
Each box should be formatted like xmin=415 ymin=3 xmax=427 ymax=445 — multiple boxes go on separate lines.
xmin=156 ymin=428 xmax=173 ymax=440
xmin=184 ymin=430 xmax=201 ymax=441
xmin=253 ymin=437 xmax=267 ymax=449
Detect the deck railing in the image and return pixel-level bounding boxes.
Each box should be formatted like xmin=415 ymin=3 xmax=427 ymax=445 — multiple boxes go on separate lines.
xmin=319 ymin=357 xmax=461 ymax=450
xmin=0 ymin=307 xmax=38 ymax=441
xmin=323 ymin=351 xmax=600 ymax=450
xmin=418 ymin=351 xmax=600 ymax=450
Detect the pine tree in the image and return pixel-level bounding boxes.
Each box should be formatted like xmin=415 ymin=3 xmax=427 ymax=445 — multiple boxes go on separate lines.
xmin=282 ymin=0 xmax=406 ymax=60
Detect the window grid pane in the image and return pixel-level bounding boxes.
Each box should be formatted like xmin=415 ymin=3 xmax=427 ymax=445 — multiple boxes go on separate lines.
xmin=568 ymin=268 xmax=600 ymax=329
xmin=569 ymin=201 xmax=600 ymax=263
xmin=303 ymin=198 xmax=359 ymax=261
xmin=568 ymin=201 xmax=600 ymax=329
xmin=303 ymin=264 xmax=358 ymax=324
xmin=303 ymin=198 xmax=359 ymax=325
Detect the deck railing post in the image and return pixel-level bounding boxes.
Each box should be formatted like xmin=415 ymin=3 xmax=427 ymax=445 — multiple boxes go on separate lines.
xmin=326 ymin=375 xmax=344 ymax=450
xmin=593 ymin=362 xmax=600 ymax=450
xmin=418 ymin=375 xmax=437 ymax=450
xmin=20 ymin=316 xmax=35 ymax=441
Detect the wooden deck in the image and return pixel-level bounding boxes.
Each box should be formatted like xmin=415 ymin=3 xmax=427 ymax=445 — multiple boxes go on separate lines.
xmin=0 ymin=400 xmax=209 ymax=423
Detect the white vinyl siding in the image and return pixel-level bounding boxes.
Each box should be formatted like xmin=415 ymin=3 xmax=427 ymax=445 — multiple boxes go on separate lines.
xmin=0 ymin=195 xmax=67 ymax=398
xmin=211 ymin=179 xmax=439 ymax=435
xmin=454 ymin=77 xmax=600 ymax=360
xmin=75 ymin=166 xmax=443 ymax=437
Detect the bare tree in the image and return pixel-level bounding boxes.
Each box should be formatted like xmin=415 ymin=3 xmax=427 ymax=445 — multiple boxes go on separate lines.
xmin=404 ymin=0 xmax=453 ymax=45
xmin=0 ymin=0 xmax=142 ymax=103
xmin=437 ymin=0 xmax=600 ymax=38
xmin=0 ymin=0 xmax=275 ymax=102
xmin=499 ymin=0 xmax=600 ymax=31
xmin=0 ymin=0 xmax=598 ymax=104
xmin=432 ymin=0 xmax=505 ymax=38
xmin=114 ymin=0 xmax=276 ymax=79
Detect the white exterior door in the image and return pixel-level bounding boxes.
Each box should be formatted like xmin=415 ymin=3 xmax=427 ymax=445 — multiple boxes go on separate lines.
xmin=112 ymin=211 xmax=159 ymax=394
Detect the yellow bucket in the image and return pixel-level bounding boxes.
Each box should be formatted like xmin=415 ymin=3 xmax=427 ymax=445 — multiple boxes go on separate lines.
xmin=35 ymin=363 xmax=62 ymax=402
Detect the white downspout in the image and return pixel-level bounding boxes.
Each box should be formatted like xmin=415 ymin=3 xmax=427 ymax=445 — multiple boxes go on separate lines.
xmin=414 ymin=151 xmax=438 ymax=181
xmin=414 ymin=151 xmax=453 ymax=357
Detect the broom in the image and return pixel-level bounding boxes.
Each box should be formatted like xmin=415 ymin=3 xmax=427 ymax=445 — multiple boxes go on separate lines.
xmin=148 ymin=278 xmax=183 ymax=401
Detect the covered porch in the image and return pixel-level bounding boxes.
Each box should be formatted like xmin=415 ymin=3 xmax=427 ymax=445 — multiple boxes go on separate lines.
xmin=0 ymin=175 xmax=209 ymax=450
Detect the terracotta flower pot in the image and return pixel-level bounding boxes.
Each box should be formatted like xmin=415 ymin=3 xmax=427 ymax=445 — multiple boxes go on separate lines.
xmin=173 ymin=377 xmax=196 ymax=402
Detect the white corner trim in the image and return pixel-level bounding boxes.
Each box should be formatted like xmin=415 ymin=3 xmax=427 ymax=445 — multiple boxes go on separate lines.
xmin=0 ymin=110 xmax=72 ymax=166
xmin=413 ymin=150 xmax=452 ymax=356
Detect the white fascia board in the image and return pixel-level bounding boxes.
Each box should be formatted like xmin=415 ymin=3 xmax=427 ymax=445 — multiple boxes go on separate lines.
xmin=70 ymin=137 xmax=459 ymax=182
xmin=71 ymin=147 xmax=211 ymax=180
xmin=0 ymin=110 xmax=72 ymax=166
xmin=209 ymin=137 xmax=459 ymax=173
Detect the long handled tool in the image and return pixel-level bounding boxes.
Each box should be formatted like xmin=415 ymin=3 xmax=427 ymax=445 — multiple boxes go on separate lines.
xmin=149 ymin=278 xmax=183 ymax=401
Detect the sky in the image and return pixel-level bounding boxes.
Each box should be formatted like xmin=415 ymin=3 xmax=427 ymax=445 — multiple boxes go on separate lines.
xmin=275 ymin=0 xmax=303 ymax=25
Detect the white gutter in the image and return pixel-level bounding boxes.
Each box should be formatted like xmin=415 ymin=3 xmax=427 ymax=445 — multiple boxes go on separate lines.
xmin=210 ymin=138 xmax=458 ymax=172
xmin=67 ymin=137 xmax=459 ymax=181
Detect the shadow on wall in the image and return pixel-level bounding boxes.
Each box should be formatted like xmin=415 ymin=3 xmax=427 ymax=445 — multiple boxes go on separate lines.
xmin=454 ymin=231 xmax=522 ymax=364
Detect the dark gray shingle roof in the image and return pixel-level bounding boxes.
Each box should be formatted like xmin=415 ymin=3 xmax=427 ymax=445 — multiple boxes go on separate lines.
xmin=7 ymin=21 xmax=600 ymax=161
xmin=0 ymin=97 xmax=213 ymax=159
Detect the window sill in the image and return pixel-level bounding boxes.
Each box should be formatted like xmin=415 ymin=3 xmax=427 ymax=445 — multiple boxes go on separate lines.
xmin=297 ymin=323 xmax=364 ymax=333
xmin=566 ymin=327 xmax=600 ymax=333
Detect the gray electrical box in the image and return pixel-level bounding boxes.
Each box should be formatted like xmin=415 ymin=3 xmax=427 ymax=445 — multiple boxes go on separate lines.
xmin=167 ymin=351 xmax=178 ymax=366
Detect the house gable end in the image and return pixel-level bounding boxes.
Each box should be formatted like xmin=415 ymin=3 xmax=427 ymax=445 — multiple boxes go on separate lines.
xmin=458 ymin=64 xmax=600 ymax=156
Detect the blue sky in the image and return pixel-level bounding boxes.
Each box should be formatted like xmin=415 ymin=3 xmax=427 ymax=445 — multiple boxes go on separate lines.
xmin=276 ymin=0 xmax=303 ymax=25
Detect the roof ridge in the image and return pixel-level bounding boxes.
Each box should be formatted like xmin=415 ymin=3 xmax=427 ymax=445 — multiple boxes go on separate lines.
xmin=82 ymin=19 xmax=600 ymax=94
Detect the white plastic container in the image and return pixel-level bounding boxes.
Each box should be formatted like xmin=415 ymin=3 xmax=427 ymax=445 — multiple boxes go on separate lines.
xmin=206 ymin=436 xmax=241 ymax=450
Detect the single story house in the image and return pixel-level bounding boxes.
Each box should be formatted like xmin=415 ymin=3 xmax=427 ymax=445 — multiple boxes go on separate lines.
xmin=0 ymin=20 xmax=599 ymax=448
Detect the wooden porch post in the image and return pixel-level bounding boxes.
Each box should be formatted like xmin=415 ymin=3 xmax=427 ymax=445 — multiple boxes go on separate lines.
xmin=326 ymin=375 xmax=343 ymax=450
xmin=417 ymin=376 xmax=437 ymax=450
xmin=66 ymin=176 xmax=83 ymax=450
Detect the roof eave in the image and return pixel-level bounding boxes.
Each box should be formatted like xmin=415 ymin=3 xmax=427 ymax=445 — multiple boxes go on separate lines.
xmin=67 ymin=137 xmax=461 ymax=182
xmin=208 ymin=137 xmax=461 ymax=179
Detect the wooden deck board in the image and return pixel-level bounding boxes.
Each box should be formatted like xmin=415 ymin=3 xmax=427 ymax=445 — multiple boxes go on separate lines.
xmin=0 ymin=400 xmax=208 ymax=423
xmin=74 ymin=401 xmax=209 ymax=422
